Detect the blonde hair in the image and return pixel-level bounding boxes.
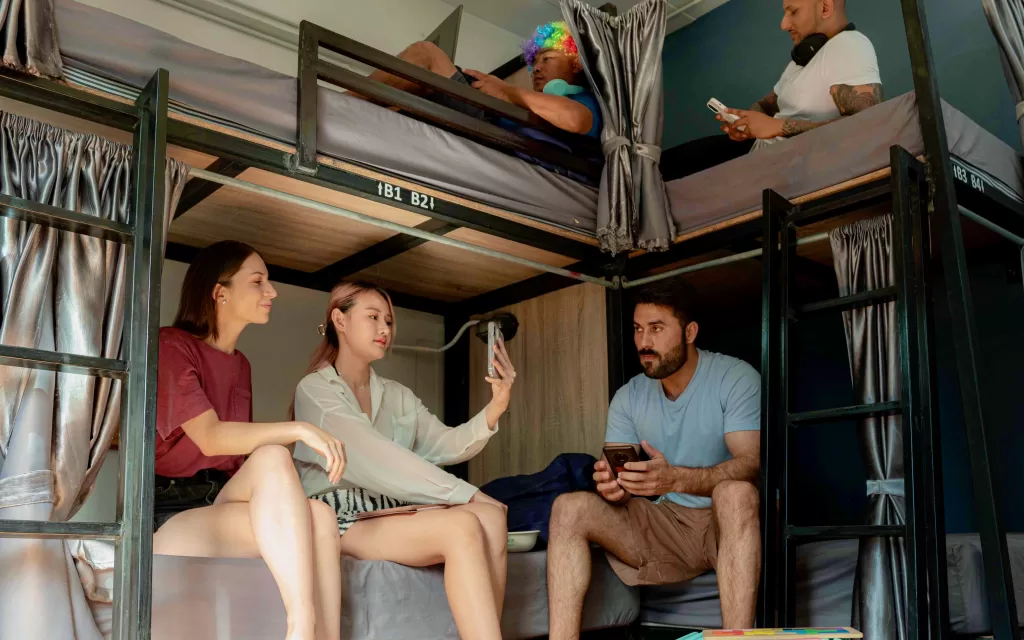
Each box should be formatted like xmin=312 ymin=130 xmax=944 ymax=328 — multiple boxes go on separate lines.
xmin=290 ymin=280 xmax=396 ymax=419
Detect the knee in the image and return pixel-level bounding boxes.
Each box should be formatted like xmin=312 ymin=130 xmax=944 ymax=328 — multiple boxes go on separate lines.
xmin=402 ymin=40 xmax=447 ymax=66
xmin=248 ymin=444 xmax=295 ymax=472
xmin=444 ymin=510 xmax=488 ymax=554
xmin=711 ymin=481 xmax=759 ymax=523
xmin=550 ymin=492 xmax=596 ymax=537
xmin=309 ymin=499 xmax=341 ymax=552
xmin=471 ymin=504 xmax=508 ymax=553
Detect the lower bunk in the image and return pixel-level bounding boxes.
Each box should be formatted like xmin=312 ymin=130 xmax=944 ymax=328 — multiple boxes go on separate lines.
xmin=74 ymin=534 xmax=1024 ymax=639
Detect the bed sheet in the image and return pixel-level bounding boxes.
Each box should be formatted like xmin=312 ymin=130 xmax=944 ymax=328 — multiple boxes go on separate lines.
xmin=640 ymin=533 xmax=1024 ymax=635
xmin=53 ymin=0 xmax=599 ymax=236
xmin=665 ymin=92 xmax=1024 ymax=237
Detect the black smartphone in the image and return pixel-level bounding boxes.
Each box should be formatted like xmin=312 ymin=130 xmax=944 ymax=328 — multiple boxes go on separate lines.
xmin=602 ymin=445 xmax=640 ymax=479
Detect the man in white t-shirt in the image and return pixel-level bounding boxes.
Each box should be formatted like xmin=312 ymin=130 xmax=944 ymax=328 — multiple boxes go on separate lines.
xmin=719 ymin=0 xmax=883 ymax=151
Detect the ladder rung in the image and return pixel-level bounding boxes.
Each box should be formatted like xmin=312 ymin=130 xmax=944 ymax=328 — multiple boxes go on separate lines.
xmin=787 ymin=525 xmax=905 ymax=541
xmin=0 ymin=520 xmax=120 ymax=540
xmin=0 ymin=193 xmax=134 ymax=243
xmin=793 ymin=286 xmax=898 ymax=318
xmin=0 ymin=345 xmax=127 ymax=379
xmin=788 ymin=400 xmax=902 ymax=426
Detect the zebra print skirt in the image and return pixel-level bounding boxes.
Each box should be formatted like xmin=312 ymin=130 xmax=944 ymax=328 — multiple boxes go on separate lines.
xmin=312 ymin=487 xmax=411 ymax=535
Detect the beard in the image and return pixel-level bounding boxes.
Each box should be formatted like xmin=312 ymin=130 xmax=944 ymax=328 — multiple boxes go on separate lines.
xmin=638 ymin=343 xmax=687 ymax=380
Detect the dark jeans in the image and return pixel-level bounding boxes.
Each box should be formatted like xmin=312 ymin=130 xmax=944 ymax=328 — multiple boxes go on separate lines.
xmin=153 ymin=469 xmax=230 ymax=531
xmin=660 ymin=134 xmax=755 ymax=182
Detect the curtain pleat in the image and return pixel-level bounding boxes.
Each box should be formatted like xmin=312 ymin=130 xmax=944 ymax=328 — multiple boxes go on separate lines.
xmin=982 ymin=0 xmax=1024 ymax=147
xmin=0 ymin=0 xmax=63 ymax=78
xmin=830 ymin=215 xmax=906 ymax=640
xmin=560 ymin=0 xmax=671 ymax=254
xmin=0 ymin=111 xmax=188 ymax=638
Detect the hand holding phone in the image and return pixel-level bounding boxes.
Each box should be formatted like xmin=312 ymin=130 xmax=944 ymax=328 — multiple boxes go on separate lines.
xmin=486 ymin=321 xmax=501 ymax=378
xmin=707 ymin=98 xmax=740 ymax=124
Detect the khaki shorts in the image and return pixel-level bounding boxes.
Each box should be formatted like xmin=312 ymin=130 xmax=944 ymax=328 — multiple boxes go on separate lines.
xmin=606 ymin=498 xmax=718 ymax=586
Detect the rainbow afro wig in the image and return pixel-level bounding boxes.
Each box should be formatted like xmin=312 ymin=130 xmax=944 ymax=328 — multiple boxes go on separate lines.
xmin=521 ymin=21 xmax=579 ymax=70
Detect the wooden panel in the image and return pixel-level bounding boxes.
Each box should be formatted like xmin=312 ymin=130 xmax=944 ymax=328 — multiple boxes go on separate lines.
xmin=467 ymin=284 xmax=609 ymax=486
xmin=169 ymin=180 xmax=403 ymax=272
xmin=352 ymin=227 xmax=578 ymax=302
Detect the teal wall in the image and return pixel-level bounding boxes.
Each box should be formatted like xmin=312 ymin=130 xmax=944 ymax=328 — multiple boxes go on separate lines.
xmin=662 ymin=0 xmax=1021 ymax=152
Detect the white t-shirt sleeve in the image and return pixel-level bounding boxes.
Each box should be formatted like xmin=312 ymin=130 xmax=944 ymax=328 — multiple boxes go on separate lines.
xmin=820 ymin=32 xmax=882 ymax=88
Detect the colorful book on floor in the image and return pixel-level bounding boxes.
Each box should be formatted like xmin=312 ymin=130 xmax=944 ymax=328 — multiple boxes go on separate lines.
xmin=701 ymin=629 xmax=863 ymax=639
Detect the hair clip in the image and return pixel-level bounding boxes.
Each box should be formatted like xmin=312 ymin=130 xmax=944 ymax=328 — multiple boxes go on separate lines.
xmin=317 ymin=323 xmax=327 ymax=336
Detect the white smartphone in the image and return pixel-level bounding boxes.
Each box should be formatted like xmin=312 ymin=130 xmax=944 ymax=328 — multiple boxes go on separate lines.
xmin=486 ymin=321 xmax=503 ymax=378
xmin=707 ymin=97 xmax=740 ymax=124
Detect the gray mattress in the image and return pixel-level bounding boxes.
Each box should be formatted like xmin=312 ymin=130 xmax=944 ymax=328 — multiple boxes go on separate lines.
xmin=641 ymin=534 xmax=1024 ymax=635
xmin=52 ymin=0 xmax=599 ymax=236
xmin=150 ymin=549 xmax=638 ymax=640
xmin=666 ymin=91 xmax=1024 ymax=236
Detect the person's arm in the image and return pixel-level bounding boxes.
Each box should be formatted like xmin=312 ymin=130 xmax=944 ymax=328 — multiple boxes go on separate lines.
xmin=615 ymin=432 xmax=759 ymax=498
xmin=295 ymin=382 xmax=479 ymax=505
xmin=778 ymin=82 xmax=883 ymax=137
xmin=749 ymin=91 xmax=779 ymax=116
xmin=593 ymin=385 xmax=640 ymax=505
xmin=409 ymin=400 xmax=494 ymax=466
xmin=462 ymin=69 xmax=594 ymax=135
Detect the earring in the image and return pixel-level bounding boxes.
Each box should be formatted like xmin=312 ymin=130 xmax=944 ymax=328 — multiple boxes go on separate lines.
xmin=220 ymin=299 xmax=226 ymax=305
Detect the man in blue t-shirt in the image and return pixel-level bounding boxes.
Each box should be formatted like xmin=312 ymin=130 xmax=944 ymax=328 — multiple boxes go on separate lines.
xmin=547 ymin=279 xmax=762 ymax=638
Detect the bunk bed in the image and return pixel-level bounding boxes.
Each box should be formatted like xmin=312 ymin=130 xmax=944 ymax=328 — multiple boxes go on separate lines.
xmin=0 ymin=0 xmax=1022 ymax=638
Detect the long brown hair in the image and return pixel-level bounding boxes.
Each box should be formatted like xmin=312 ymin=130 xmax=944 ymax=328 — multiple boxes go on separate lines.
xmin=173 ymin=240 xmax=259 ymax=341
xmin=290 ymin=280 xmax=396 ymax=419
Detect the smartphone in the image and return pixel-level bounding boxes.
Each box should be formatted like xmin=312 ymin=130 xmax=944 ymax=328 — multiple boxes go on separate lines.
xmin=602 ymin=445 xmax=640 ymax=479
xmin=707 ymin=97 xmax=740 ymax=124
xmin=486 ymin=321 xmax=503 ymax=378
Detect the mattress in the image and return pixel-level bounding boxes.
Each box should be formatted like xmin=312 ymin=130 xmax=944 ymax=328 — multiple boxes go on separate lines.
xmin=148 ymin=549 xmax=638 ymax=640
xmin=665 ymin=92 xmax=1024 ymax=237
xmin=640 ymin=533 xmax=1024 ymax=635
xmin=52 ymin=0 xmax=599 ymax=236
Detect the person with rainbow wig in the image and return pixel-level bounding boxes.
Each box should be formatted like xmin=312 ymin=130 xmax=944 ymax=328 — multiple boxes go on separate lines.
xmin=360 ymin=20 xmax=601 ymax=143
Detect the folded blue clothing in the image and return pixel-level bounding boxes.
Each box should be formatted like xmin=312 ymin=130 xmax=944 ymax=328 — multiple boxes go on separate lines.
xmin=480 ymin=452 xmax=597 ymax=545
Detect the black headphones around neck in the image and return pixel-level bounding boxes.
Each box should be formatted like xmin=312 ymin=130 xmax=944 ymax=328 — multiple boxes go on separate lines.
xmin=791 ymin=22 xmax=856 ymax=66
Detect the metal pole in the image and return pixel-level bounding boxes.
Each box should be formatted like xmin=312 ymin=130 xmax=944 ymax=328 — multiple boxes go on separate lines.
xmin=622 ymin=232 xmax=830 ymax=289
xmin=112 ymin=69 xmax=169 ymax=640
xmin=960 ymin=206 xmax=1024 ymax=246
xmin=188 ymin=167 xmax=616 ymax=289
xmin=900 ymin=0 xmax=1020 ymax=634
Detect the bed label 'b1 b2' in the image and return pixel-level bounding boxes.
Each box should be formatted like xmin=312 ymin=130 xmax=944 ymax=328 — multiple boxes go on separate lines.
xmin=376 ymin=181 xmax=436 ymax=210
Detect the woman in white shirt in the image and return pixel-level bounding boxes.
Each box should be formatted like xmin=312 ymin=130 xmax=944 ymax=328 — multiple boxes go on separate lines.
xmin=291 ymin=280 xmax=516 ymax=640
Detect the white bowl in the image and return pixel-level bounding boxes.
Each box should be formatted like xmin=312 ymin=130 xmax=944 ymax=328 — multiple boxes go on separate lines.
xmin=507 ymin=530 xmax=540 ymax=553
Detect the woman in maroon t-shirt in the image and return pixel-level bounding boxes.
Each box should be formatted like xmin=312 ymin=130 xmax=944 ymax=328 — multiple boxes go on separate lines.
xmin=153 ymin=240 xmax=347 ymax=640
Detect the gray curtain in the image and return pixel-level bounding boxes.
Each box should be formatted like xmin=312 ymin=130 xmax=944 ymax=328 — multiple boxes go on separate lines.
xmin=830 ymin=215 xmax=906 ymax=640
xmin=560 ymin=0 xmax=672 ymax=254
xmin=0 ymin=112 xmax=188 ymax=638
xmin=982 ymin=0 xmax=1024 ymax=147
xmin=0 ymin=0 xmax=63 ymax=78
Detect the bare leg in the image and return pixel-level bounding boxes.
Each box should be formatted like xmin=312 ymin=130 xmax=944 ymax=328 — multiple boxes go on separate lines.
xmin=452 ymin=503 xmax=508 ymax=618
xmin=360 ymin=41 xmax=458 ymax=97
xmin=308 ymin=500 xmax=343 ymax=640
xmin=546 ymin=493 xmax=641 ymax=640
xmin=154 ymin=445 xmax=331 ymax=640
xmin=712 ymin=480 xmax=761 ymax=629
xmin=338 ymin=508 xmax=501 ymax=640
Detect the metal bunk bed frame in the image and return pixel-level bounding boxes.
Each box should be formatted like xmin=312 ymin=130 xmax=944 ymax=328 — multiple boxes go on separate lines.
xmin=0 ymin=0 xmax=1020 ymax=636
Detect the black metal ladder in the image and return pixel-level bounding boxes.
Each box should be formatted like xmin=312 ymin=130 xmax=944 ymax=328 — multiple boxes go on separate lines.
xmin=0 ymin=70 xmax=169 ymax=640
xmin=757 ymin=147 xmax=950 ymax=639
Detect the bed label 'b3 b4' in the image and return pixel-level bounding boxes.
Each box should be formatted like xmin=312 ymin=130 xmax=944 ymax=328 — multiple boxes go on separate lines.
xmin=377 ymin=181 xmax=436 ymax=210
xmin=952 ymin=160 xmax=985 ymax=194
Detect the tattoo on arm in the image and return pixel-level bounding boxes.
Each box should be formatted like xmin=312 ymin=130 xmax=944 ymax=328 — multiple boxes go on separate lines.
xmin=749 ymin=91 xmax=779 ymax=116
xmin=830 ymin=83 xmax=884 ymax=116
xmin=780 ymin=117 xmax=835 ymax=138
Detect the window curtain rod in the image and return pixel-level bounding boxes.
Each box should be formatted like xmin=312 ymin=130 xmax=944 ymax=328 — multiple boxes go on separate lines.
xmin=187 ymin=167 xmax=616 ymax=289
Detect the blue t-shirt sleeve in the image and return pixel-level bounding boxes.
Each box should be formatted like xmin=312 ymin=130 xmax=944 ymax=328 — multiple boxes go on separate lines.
xmin=605 ymin=383 xmax=640 ymax=444
xmin=570 ymin=92 xmax=602 ymax=138
xmin=721 ymin=361 xmax=761 ymax=433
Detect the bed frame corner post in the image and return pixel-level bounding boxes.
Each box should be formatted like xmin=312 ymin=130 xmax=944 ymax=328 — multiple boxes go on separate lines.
xmin=113 ymin=67 xmax=169 ymax=640
xmin=295 ymin=20 xmax=320 ymax=175
xmin=605 ymin=257 xmax=629 ymax=397
xmin=900 ymin=1 xmax=1020 ymax=637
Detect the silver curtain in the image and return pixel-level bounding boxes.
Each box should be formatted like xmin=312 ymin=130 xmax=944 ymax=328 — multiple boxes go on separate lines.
xmin=560 ymin=0 xmax=673 ymax=254
xmin=0 ymin=0 xmax=63 ymax=78
xmin=0 ymin=112 xmax=188 ymax=638
xmin=830 ymin=215 xmax=907 ymax=640
xmin=982 ymin=0 xmax=1024 ymax=147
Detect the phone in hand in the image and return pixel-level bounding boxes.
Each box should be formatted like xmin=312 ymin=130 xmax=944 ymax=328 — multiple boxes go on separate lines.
xmin=602 ymin=445 xmax=640 ymax=479
xmin=486 ymin=321 xmax=503 ymax=378
xmin=707 ymin=97 xmax=740 ymax=124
